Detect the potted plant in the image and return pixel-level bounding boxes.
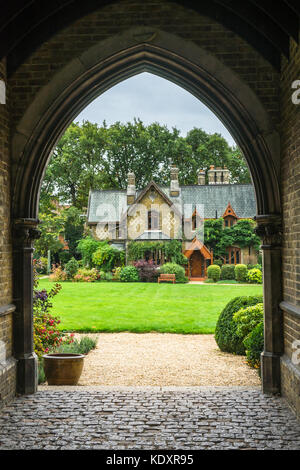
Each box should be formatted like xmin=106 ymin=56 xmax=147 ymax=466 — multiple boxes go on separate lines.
xmin=43 ymin=353 xmax=85 ymax=385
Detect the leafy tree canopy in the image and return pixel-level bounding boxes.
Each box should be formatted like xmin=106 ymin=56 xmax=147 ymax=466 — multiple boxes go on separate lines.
xmin=41 ymin=119 xmax=251 ymax=211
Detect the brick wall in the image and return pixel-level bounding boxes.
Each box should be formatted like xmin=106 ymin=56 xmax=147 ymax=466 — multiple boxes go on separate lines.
xmin=0 ymin=59 xmax=16 ymax=407
xmin=9 ymin=0 xmax=280 ymax=130
xmin=280 ymin=35 xmax=300 ymax=416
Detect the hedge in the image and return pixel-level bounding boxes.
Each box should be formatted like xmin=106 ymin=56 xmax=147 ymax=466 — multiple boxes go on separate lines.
xmin=214 ymin=295 xmax=263 ymax=355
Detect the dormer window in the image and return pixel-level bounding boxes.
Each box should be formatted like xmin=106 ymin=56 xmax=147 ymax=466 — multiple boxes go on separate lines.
xmin=148 ymin=210 xmax=160 ymax=230
xmin=223 ymin=202 xmax=238 ymax=228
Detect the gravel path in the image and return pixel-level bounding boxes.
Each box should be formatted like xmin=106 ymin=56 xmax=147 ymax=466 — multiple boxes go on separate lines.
xmin=55 ymin=333 xmax=261 ymax=387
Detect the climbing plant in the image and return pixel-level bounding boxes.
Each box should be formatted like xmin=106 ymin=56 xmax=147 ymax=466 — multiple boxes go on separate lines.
xmin=127 ymin=240 xmax=188 ymax=266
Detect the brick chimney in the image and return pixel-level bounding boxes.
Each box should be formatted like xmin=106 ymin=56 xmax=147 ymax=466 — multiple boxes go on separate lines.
xmin=127 ymin=172 xmax=136 ymax=204
xmin=208 ymin=165 xmax=216 ymax=184
xmin=170 ymin=165 xmax=180 ymax=197
xmin=197 ymin=169 xmax=206 ymax=185
xmin=208 ymin=166 xmax=230 ymax=184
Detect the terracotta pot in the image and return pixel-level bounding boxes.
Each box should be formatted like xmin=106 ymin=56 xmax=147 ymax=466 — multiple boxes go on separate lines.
xmin=43 ymin=353 xmax=84 ymax=385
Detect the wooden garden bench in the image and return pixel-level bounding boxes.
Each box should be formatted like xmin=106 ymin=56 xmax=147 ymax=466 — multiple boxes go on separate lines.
xmin=158 ymin=273 xmax=176 ymax=284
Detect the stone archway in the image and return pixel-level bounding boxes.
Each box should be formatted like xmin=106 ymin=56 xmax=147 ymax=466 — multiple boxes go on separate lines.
xmin=10 ymin=28 xmax=283 ymax=396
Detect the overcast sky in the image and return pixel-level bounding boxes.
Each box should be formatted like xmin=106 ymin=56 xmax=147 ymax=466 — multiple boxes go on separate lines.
xmin=76 ymin=72 xmax=236 ymax=147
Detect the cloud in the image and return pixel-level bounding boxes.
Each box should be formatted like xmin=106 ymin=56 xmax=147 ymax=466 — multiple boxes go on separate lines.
xmin=75 ymin=72 xmax=236 ymax=146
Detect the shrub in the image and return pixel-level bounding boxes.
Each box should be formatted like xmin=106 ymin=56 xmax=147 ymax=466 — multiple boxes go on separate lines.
xmin=213 ymin=259 xmax=223 ymax=267
xmin=243 ymin=322 xmax=264 ymax=370
xmin=58 ymin=250 xmax=72 ymax=266
xmin=134 ymin=260 xmax=159 ymax=282
xmin=220 ymin=264 xmax=235 ymax=280
xmin=104 ymin=271 xmax=113 ymax=281
xmin=92 ymin=244 xmax=125 ymax=272
xmin=247 ymin=268 xmax=262 ymax=284
xmin=247 ymin=264 xmax=262 ymax=272
xmin=73 ymin=267 xmax=100 ymax=282
xmin=112 ymin=267 xmax=122 ymax=280
xmin=159 ymin=262 xmax=188 ymax=283
xmin=49 ymin=264 xmax=67 ymax=282
xmin=215 ymin=295 xmax=263 ymax=355
xmin=65 ymin=257 xmax=79 ymax=279
xmin=33 ymin=278 xmax=74 ymax=360
xmin=120 ymin=266 xmax=139 ymax=282
xmin=54 ymin=336 xmax=97 ymax=355
xmin=233 ymin=303 xmax=264 ymax=339
xmin=207 ymin=265 xmax=221 ymax=282
xmin=234 ymin=264 xmax=248 ymax=282
xmin=77 ymin=237 xmax=103 ymax=267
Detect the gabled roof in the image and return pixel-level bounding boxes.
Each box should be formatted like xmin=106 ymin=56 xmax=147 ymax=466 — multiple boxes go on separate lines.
xmin=127 ymin=180 xmax=175 ymax=217
xmin=183 ymin=237 xmax=213 ymax=260
xmin=222 ymin=202 xmax=238 ymax=219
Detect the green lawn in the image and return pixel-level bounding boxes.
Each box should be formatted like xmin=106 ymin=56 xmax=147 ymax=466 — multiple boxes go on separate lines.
xmin=39 ymin=279 xmax=263 ymax=334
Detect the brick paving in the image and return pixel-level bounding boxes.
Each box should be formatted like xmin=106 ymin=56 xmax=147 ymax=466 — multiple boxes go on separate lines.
xmin=0 ymin=387 xmax=299 ymax=450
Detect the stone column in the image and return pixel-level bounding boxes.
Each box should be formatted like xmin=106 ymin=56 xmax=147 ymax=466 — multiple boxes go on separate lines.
xmin=255 ymin=214 xmax=283 ymax=394
xmin=12 ymin=218 xmax=41 ymax=395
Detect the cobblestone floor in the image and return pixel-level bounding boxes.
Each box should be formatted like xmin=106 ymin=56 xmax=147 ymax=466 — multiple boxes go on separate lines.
xmin=0 ymin=387 xmax=299 ymax=450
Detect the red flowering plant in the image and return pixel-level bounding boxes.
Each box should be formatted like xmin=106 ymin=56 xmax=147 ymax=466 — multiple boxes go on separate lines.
xmin=33 ymin=259 xmax=74 ymax=359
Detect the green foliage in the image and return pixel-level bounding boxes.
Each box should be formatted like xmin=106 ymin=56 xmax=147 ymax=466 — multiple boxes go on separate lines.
xmin=34 ymin=205 xmax=65 ymax=257
xmin=127 ymin=240 xmax=188 ymax=265
xmin=62 ymin=206 xmax=85 ymax=258
xmin=76 ymin=237 xmax=103 ymax=267
xmin=215 ymin=295 xmax=263 ymax=355
xmin=230 ymin=220 xmax=260 ymax=249
xmin=204 ymin=219 xmax=260 ymax=260
xmin=58 ymin=250 xmax=72 ymax=266
xmin=213 ymin=259 xmax=223 ymax=267
xmin=207 ymin=265 xmax=221 ymax=282
xmin=233 ymin=303 xmax=264 ymax=339
xmin=112 ymin=267 xmax=122 ymax=280
xmin=92 ymin=243 xmax=125 ymax=272
xmin=120 ymin=266 xmax=139 ymax=282
xmin=234 ymin=264 xmax=248 ymax=282
xmin=54 ymin=336 xmax=97 ymax=355
xmin=65 ymin=257 xmax=79 ymax=279
xmin=220 ymin=264 xmax=235 ymax=280
xmin=247 ymin=268 xmax=263 ymax=284
xmin=41 ymin=120 xmax=250 ymax=212
xmin=159 ymin=262 xmax=188 ymax=283
xmin=243 ymin=322 xmax=264 ymax=370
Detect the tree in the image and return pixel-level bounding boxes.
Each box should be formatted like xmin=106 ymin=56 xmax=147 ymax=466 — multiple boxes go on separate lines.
xmin=41 ymin=121 xmax=107 ymax=209
xmin=34 ymin=207 xmax=65 ymax=257
xmin=40 ymin=120 xmax=252 ymax=213
xmin=62 ymin=206 xmax=85 ymax=259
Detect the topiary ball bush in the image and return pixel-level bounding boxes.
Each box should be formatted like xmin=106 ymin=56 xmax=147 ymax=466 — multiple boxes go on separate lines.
xmin=207 ymin=265 xmax=221 ymax=282
xmin=215 ymin=295 xmax=263 ymax=355
xmin=221 ymin=264 xmax=235 ymax=280
xmin=234 ymin=264 xmax=248 ymax=282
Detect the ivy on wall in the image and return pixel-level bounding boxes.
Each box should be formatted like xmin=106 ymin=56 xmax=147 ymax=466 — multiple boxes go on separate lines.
xmin=127 ymin=240 xmax=188 ymax=266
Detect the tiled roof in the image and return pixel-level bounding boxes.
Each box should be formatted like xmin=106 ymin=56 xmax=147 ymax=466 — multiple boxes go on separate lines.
xmin=87 ymin=184 xmax=256 ymax=223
